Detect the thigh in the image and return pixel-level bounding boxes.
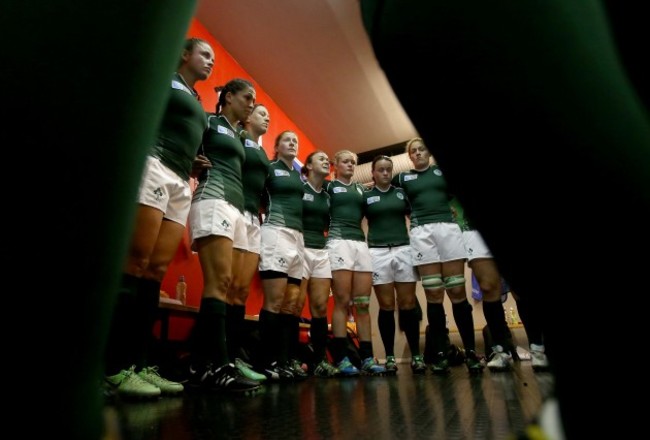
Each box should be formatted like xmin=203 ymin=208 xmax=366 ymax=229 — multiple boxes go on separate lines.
xmin=144 ymin=218 xmax=186 ymax=281
xmin=125 ymin=204 xmax=164 ymax=275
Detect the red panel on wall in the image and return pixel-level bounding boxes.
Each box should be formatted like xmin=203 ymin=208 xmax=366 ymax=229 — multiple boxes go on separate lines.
xmin=159 ymin=19 xmax=322 ymax=340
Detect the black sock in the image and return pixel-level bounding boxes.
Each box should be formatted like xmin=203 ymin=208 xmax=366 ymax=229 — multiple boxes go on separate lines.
xmin=278 ymin=313 xmax=295 ymax=364
xmin=514 ymin=295 xmax=544 ymax=346
xmin=452 ymin=300 xmax=476 ymax=351
xmin=483 ymin=300 xmax=510 ymax=349
xmin=131 ymin=278 xmax=160 ymax=369
xmin=258 ymin=309 xmax=281 ymax=367
xmin=105 ymin=273 xmax=139 ymax=375
xmin=192 ymin=297 xmax=227 ymax=367
xmin=427 ymin=302 xmax=448 ymax=354
xmin=331 ymin=337 xmax=348 ymax=364
xmin=399 ymin=308 xmax=421 ymax=356
xmin=290 ymin=315 xmax=301 ymax=361
xmin=226 ymin=304 xmax=245 ymax=360
xmin=310 ymin=317 xmax=328 ymax=361
xmin=358 ymin=341 xmax=373 ymax=361
xmin=378 ymin=309 xmax=396 ymax=357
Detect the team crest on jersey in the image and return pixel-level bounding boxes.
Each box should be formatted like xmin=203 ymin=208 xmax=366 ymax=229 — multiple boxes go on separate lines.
xmin=434 ymin=168 xmax=443 ymax=176
xmin=396 ymin=192 xmax=404 ymax=200
xmin=366 ymin=196 xmax=380 ymax=205
xmin=404 ymin=174 xmax=418 ymax=181
xmin=244 ymin=139 xmax=259 ymax=149
xmin=333 ymin=186 xmax=347 ymax=193
xmin=274 ymin=169 xmax=290 ymax=177
xmin=303 ymin=193 xmax=314 ymax=202
xmin=217 ymin=125 xmax=235 ymax=138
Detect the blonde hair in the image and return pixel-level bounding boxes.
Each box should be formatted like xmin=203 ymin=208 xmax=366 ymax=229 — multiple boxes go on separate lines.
xmin=405 ymin=137 xmax=425 ymax=154
xmin=333 ymin=149 xmax=357 ymax=164
xmin=332 ymin=150 xmax=358 ymax=178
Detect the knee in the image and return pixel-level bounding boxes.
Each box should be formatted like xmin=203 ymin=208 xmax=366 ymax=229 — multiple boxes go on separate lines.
xmin=353 ymin=296 xmax=371 ymax=315
xmin=422 ymin=274 xmax=444 ymax=292
xmin=479 ymin=279 xmax=501 ymax=301
xmin=311 ymin=302 xmax=328 ymax=318
xmin=444 ymin=274 xmax=465 ymax=290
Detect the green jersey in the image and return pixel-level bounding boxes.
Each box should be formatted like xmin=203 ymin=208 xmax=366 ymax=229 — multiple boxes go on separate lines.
xmin=449 ymin=197 xmax=476 ymax=231
xmin=264 ymin=160 xmax=304 ymax=232
xmin=326 ymin=180 xmax=366 ymax=242
xmin=302 ymin=182 xmax=330 ymax=249
xmin=150 ymin=73 xmax=207 ymax=181
xmin=192 ymin=115 xmax=245 ymax=212
xmin=363 ymin=186 xmax=411 ymax=247
xmin=240 ymin=133 xmax=270 ymax=214
xmin=391 ymin=165 xmax=453 ymax=228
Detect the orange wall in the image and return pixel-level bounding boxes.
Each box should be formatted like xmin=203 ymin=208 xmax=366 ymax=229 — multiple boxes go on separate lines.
xmin=159 ymin=19 xmax=324 ymax=340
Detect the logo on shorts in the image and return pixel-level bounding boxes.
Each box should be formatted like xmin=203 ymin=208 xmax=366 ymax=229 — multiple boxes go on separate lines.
xmin=415 ymin=252 xmax=423 ymax=261
xmin=467 ymin=247 xmax=474 ymax=256
xmin=337 ymin=257 xmax=345 ymax=264
xmin=372 ymin=272 xmax=379 ymax=281
xmin=277 ymin=257 xmax=287 ymax=267
xmin=153 ymin=187 xmax=163 ymax=201
xmin=220 ymin=219 xmax=232 ymax=231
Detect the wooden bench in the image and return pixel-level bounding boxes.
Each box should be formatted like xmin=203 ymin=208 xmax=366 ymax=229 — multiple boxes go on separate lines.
xmin=157 ymin=298 xmax=199 ymax=343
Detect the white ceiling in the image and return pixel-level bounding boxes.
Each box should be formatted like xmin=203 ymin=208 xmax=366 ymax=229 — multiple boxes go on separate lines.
xmin=195 ymin=0 xmax=418 ymax=157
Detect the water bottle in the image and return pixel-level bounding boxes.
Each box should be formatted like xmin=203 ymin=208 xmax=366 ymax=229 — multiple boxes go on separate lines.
xmin=175 ymin=275 xmax=187 ymax=305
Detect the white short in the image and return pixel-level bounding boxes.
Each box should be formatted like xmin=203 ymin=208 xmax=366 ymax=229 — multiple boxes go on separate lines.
xmin=410 ymin=222 xmax=466 ymax=265
xmin=188 ymin=198 xmax=247 ymax=251
xmin=326 ymin=239 xmax=373 ymax=272
xmin=462 ymin=229 xmax=493 ymax=261
xmin=370 ymin=245 xmax=418 ymax=285
xmin=243 ymin=210 xmax=262 ymax=254
xmin=303 ymin=247 xmax=332 ymax=279
xmin=259 ymin=224 xmax=305 ymax=279
xmin=137 ymin=156 xmax=192 ymax=225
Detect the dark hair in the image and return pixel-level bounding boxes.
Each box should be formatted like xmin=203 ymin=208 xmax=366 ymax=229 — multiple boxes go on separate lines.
xmin=371 ymin=155 xmax=393 ymax=171
xmin=184 ymin=37 xmax=208 ymax=52
xmin=301 ymin=150 xmax=327 ymax=176
xmin=214 ymin=78 xmax=254 ymax=114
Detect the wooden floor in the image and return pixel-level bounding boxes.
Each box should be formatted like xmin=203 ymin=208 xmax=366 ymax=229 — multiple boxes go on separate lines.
xmin=105 ymin=359 xmax=554 ymax=440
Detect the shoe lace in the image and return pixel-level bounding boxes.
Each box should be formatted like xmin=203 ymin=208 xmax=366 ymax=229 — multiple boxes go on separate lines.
xmin=124 ymin=368 xmax=156 ymax=387
xmin=141 ymin=366 xmax=161 ymax=377
xmin=141 ymin=366 xmax=179 ymax=385
xmin=320 ymin=361 xmax=338 ymax=373
xmin=488 ymin=350 xmax=511 ymax=362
